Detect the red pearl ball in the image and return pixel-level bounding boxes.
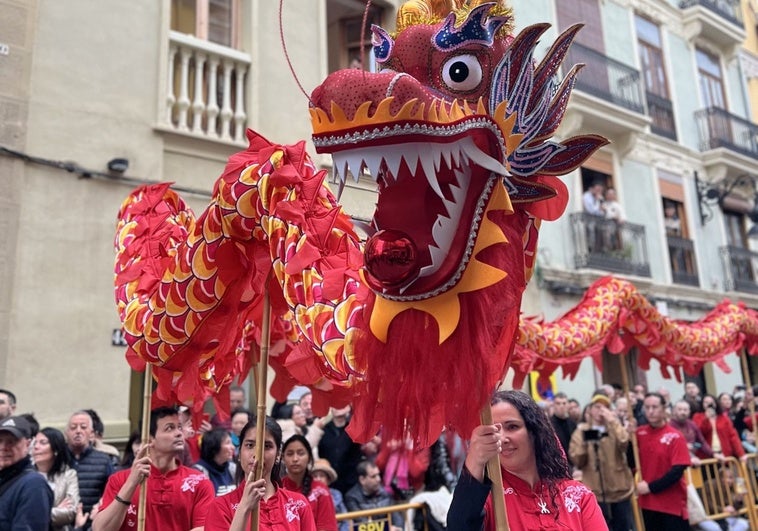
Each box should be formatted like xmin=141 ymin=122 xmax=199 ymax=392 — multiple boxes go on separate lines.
xmin=364 ymin=230 xmax=419 ymax=288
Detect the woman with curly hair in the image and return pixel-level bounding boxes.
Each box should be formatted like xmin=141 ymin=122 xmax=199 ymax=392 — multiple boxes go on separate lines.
xmin=282 ymin=435 xmax=337 ymax=531
xmin=204 ymin=416 xmax=316 ymax=531
xmin=447 ymin=390 xmax=607 ymax=530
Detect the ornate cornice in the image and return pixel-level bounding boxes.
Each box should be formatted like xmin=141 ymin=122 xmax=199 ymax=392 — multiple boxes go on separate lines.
xmin=617 ymin=0 xmax=683 ymax=34
xmin=740 ymin=49 xmax=758 ymax=79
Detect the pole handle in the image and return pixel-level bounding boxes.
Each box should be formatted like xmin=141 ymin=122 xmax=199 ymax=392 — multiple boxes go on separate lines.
xmin=137 ymin=364 xmax=153 ymax=531
xmin=250 ymin=288 xmax=272 ymax=531
xmin=480 ymin=406 xmax=509 ymax=531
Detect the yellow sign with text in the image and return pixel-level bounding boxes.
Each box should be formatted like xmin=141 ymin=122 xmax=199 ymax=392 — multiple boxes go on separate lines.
xmin=354 ymin=519 xmax=389 ymax=531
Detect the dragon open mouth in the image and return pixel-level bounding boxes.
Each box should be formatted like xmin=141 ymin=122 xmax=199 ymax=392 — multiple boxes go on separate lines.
xmin=312 ymin=100 xmax=512 ymax=300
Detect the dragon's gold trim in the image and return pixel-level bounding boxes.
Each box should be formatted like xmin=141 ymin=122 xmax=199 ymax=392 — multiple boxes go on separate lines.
xmin=396 ymin=0 xmax=514 ymax=36
xmin=310 ymin=99 xmax=521 ymax=164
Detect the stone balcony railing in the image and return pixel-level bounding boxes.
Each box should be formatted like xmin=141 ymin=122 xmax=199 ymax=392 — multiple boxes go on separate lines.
xmin=160 ymin=31 xmax=251 ymax=144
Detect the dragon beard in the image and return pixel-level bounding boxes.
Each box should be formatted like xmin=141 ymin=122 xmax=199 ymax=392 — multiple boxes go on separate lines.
xmin=349 ymin=207 xmax=527 ymax=446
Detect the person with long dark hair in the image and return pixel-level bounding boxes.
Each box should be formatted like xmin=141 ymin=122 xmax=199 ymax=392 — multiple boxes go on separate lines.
xmin=698 ymin=393 xmax=746 ymax=460
xmin=192 ymin=427 xmax=237 ymax=495
xmin=117 ymin=430 xmax=140 ymax=471
xmin=282 ymin=435 xmax=337 ymax=531
xmin=204 ymin=416 xmax=317 ymax=531
xmin=447 ymin=390 xmax=607 ymax=530
xmin=34 ymin=427 xmax=79 ymax=531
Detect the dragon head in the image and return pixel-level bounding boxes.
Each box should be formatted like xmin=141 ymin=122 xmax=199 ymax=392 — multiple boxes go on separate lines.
xmin=310 ymin=0 xmax=606 ymax=343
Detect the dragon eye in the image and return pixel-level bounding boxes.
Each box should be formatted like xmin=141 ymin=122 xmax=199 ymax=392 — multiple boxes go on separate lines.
xmin=441 ymin=54 xmax=482 ymax=92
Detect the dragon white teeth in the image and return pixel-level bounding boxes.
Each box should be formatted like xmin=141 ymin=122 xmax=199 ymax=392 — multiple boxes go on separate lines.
xmin=441 ymin=144 xmax=454 ymax=170
xmin=332 ymin=152 xmax=365 ymax=182
xmin=460 ymin=137 xmax=507 ymax=175
xmin=384 ymin=152 xmax=403 ymax=181
xmin=362 ymin=152 xmax=384 ymax=181
xmin=449 ymin=145 xmax=462 ymax=167
xmin=419 ymin=155 xmax=444 ymax=200
xmin=403 ymin=150 xmax=420 ymax=176
xmin=417 ymin=164 xmax=472 ymax=279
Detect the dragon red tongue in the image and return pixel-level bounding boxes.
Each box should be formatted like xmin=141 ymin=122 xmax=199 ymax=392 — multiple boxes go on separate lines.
xmin=364 ymin=229 xmax=419 ymax=289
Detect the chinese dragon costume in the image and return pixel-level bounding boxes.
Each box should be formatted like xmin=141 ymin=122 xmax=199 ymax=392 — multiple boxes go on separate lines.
xmin=114 ymin=0 xmax=758 ymax=446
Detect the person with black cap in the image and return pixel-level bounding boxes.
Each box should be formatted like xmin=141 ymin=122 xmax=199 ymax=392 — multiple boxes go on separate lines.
xmin=0 ymin=415 xmax=53 ymax=529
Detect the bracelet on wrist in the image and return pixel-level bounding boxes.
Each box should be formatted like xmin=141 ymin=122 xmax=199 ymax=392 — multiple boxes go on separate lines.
xmin=114 ymin=494 xmax=131 ymax=507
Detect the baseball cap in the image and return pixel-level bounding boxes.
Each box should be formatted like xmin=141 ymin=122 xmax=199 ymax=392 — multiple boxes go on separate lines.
xmin=590 ymin=394 xmax=612 ymax=408
xmin=0 ymin=416 xmax=31 ymax=439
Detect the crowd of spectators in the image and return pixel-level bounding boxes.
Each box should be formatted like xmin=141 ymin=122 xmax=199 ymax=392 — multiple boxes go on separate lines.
xmin=2 ymin=380 xmax=757 ymax=530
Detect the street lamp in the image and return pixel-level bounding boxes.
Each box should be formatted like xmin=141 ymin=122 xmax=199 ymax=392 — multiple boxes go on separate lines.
xmin=695 ymin=171 xmax=758 ymax=237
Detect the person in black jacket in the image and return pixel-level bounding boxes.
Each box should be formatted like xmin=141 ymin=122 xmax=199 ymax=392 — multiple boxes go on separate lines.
xmin=65 ymin=410 xmax=114 ymax=530
xmin=0 ymin=415 xmax=53 ymax=529
xmin=318 ymin=406 xmax=364 ymax=494
xmin=549 ymin=393 xmax=576 ymax=459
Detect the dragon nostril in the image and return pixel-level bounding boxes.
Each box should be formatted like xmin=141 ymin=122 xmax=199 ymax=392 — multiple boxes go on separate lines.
xmin=386 ymin=73 xmax=411 ymax=99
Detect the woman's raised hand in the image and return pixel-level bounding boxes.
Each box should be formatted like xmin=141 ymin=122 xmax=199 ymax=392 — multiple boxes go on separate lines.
xmin=464 ymin=424 xmax=502 ymax=482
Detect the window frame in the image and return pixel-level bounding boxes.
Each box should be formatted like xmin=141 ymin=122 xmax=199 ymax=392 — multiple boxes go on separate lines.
xmin=171 ymin=0 xmax=241 ymax=49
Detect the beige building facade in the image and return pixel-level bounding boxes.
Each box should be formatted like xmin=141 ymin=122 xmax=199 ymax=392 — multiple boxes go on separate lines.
xmin=744 ymin=0 xmax=758 ymax=123
xmin=4 ymin=0 xmax=758 ymax=443
xmin=0 ymin=0 xmax=400 ymax=440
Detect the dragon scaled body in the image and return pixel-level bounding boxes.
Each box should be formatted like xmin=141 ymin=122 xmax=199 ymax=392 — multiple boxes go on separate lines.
xmin=115 ymin=1 xmax=607 ymax=445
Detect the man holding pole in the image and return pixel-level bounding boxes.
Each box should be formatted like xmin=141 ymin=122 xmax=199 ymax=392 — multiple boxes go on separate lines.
xmin=636 ymin=392 xmax=691 ymax=530
xmin=93 ymin=406 xmax=214 ymax=531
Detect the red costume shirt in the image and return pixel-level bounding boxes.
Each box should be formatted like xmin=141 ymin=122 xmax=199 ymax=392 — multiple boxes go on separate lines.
xmin=205 ymin=482 xmax=318 ymax=531
xmin=637 ymin=423 xmax=690 ymax=517
xmin=100 ymin=462 xmax=214 ymax=531
xmin=282 ymin=476 xmax=338 ymax=531
xmin=485 ymin=468 xmax=607 ymax=530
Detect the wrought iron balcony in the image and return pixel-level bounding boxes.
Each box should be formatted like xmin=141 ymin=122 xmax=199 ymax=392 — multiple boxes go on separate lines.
xmin=720 ymin=245 xmax=758 ymax=293
xmin=646 ymin=92 xmax=677 ymax=141
xmin=667 ymin=236 xmax=699 ymax=286
xmin=679 ymin=0 xmax=743 ymax=27
xmin=694 ymin=107 xmax=758 ymax=159
xmin=565 ymin=43 xmax=645 ymax=115
xmin=570 ymin=212 xmax=651 ymax=277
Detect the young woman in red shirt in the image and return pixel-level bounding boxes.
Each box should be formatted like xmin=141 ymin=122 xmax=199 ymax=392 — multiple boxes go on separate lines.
xmin=204 ymin=416 xmax=317 ymax=531
xmin=282 ymin=435 xmax=338 ymax=531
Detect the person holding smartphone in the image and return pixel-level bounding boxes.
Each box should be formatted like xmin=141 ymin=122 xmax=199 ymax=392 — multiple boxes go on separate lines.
xmin=569 ymin=393 xmax=634 ymax=531
xmin=698 ymin=394 xmax=747 ymax=461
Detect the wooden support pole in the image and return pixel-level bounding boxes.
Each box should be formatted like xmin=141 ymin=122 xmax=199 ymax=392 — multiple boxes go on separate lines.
xmin=480 ymin=406 xmax=509 ymax=531
xmin=251 ymin=289 xmax=272 ymax=531
xmin=137 ymin=363 xmax=153 ymax=531
xmin=619 ymin=353 xmax=645 ymax=531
